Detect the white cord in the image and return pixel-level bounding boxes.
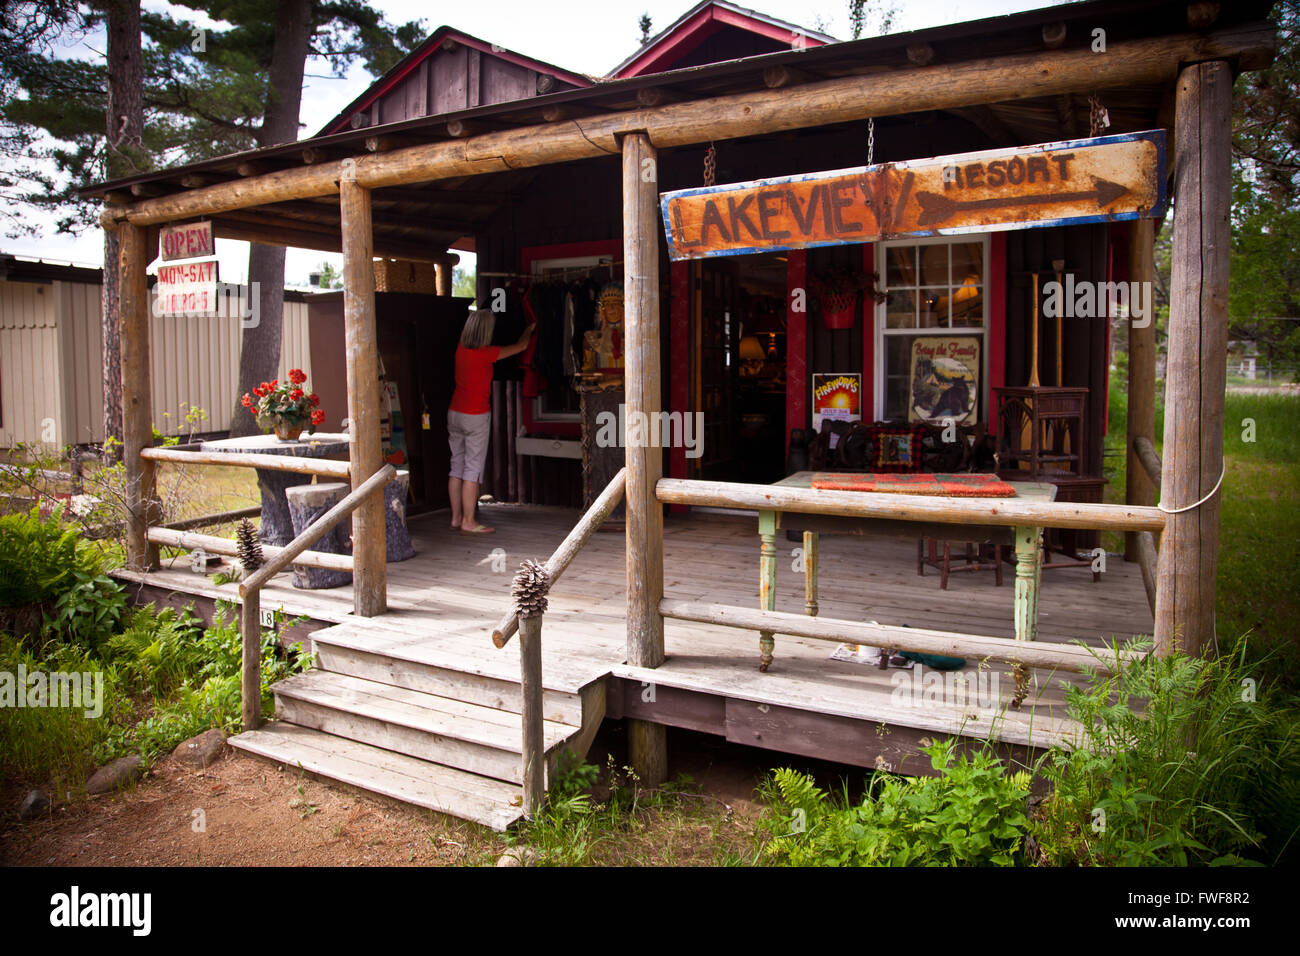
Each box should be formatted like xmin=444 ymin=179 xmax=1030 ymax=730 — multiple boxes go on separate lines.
xmin=1156 ymin=462 xmax=1227 ymax=514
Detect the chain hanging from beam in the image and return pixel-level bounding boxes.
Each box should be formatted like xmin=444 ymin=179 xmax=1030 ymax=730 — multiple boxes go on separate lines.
xmin=703 ymin=143 xmax=716 ymax=187
xmin=867 ymin=117 xmax=875 ymax=166
xmin=1088 ymin=94 xmax=1110 ymax=137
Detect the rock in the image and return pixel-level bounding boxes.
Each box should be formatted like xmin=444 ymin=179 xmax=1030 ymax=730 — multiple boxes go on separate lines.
xmin=18 ymin=789 xmax=50 ymax=821
xmin=495 ymin=846 xmax=539 ymax=867
xmin=172 ymin=729 xmax=227 ymax=769
xmin=86 ymin=755 xmax=145 ymax=795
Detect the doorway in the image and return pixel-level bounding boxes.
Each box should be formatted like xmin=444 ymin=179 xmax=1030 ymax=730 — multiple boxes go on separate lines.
xmin=691 ymin=252 xmax=788 ymax=485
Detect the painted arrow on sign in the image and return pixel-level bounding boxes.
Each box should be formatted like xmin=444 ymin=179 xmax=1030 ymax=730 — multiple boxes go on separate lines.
xmin=660 ymin=129 xmax=1166 ymax=261
xmin=914 ymin=176 xmax=1131 ymax=227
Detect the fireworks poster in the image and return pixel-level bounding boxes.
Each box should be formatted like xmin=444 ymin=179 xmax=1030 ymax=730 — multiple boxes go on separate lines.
xmin=908 ymin=336 xmax=980 ymax=424
xmin=812 ymin=373 xmax=862 ymax=432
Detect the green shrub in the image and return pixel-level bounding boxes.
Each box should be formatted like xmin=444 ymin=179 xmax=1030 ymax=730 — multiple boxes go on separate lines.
xmin=760 ymin=740 xmax=1032 ymax=866
xmin=0 ymin=506 xmax=125 ymax=653
xmin=1033 ymin=639 xmax=1300 ymax=866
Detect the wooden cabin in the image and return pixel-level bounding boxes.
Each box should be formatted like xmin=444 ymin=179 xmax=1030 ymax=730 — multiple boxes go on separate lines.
xmin=84 ymin=0 xmax=1275 ymax=829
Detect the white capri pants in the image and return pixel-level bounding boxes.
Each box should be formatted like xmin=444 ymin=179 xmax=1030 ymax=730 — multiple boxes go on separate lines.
xmin=447 ymin=410 xmax=491 ymax=482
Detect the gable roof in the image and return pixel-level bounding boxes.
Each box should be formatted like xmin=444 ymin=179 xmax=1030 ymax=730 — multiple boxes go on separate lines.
xmin=318 ymin=26 xmax=594 ymax=137
xmin=610 ymin=0 xmax=835 ymax=77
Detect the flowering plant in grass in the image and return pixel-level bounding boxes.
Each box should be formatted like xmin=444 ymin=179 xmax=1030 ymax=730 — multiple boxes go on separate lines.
xmin=241 ymin=368 xmax=324 ymax=439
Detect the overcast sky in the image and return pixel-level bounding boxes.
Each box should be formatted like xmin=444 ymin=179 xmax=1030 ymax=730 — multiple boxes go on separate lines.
xmin=2 ymin=0 xmax=1068 ymax=282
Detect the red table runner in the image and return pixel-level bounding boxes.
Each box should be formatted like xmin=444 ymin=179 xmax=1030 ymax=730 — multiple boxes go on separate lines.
xmin=810 ymin=472 xmax=1017 ymax=497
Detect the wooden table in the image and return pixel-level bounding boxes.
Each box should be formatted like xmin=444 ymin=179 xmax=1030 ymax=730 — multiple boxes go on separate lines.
xmin=198 ymin=433 xmax=350 ymax=546
xmin=754 ymin=471 xmax=1056 ymax=671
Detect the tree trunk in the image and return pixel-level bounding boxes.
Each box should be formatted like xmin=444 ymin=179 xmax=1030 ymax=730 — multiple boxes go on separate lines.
xmin=229 ymin=0 xmax=312 ymax=437
xmin=101 ymin=0 xmax=144 ymax=450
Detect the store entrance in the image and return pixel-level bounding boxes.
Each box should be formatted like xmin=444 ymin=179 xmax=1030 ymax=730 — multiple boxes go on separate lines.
xmin=692 ymin=252 xmax=788 ymax=485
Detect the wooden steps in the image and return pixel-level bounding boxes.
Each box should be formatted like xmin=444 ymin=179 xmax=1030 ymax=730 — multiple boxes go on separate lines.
xmin=228 ymin=620 xmax=607 ymax=831
xmin=229 ymin=722 xmax=527 ymax=831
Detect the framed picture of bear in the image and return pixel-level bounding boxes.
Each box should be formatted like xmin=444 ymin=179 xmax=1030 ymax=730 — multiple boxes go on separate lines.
xmin=908 ymin=336 xmax=980 ymax=424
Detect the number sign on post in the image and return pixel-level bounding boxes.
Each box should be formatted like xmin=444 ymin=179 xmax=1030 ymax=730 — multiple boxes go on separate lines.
xmin=660 ymin=130 xmax=1166 ymax=261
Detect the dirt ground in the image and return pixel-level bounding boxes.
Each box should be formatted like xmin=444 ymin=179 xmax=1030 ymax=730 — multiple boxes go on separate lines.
xmin=0 ymin=726 xmax=781 ymax=867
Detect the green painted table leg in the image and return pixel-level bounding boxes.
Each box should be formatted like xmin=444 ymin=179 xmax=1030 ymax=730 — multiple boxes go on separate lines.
xmin=803 ymin=530 xmax=819 ymax=617
xmin=758 ymin=509 xmax=777 ymax=671
xmin=1013 ymin=525 xmax=1043 ymax=642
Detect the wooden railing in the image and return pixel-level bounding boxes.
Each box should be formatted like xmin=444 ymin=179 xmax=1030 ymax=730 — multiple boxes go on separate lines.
xmin=140 ymin=445 xmax=351 ymax=479
xmin=489 ymin=467 xmax=627 ymax=818
xmin=654 ymin=477 xmax=1165 ymax=677
xmin=236 ymin=464 xmax=396 ymax=731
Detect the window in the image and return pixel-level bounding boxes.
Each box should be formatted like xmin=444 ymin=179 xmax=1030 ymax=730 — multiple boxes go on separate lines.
xmin=876 ymin=237 xmax=988 ymax=422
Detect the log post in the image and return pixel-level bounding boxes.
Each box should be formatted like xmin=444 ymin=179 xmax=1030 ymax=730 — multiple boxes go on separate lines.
xmin=621 ymin=130 xmax=666 ymax=788
xmin=241 ymin=590 xmax=262 ymax=730
xmin=1125 ymin=217 xmax=1158 ymax=561
xmin=1154 ymin=60 xmax=1232 ymax=658
xmin=434 ymin=251 xmax=459 ymax=296
xmin=518 ymin=610 xmax=545 ymax=817
xmin=119 ymin=221 xmax=160 ymax=571
xmin=339 ymin=159 xmax=387 ymax=616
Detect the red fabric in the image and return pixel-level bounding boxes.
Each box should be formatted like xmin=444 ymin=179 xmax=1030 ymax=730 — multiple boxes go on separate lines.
xmin=449 ymin=345 xmax=501 ymax=415
xmin=519 ymin=293 xmax=546 ymax=398
xmin=811 ymin=472 xmax=1016 ymax=497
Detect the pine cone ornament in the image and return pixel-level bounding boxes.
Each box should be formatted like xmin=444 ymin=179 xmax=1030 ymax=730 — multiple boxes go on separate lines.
xmin=512 ymin=560 xmax=551 ymax=618
xmin=236 ymin=518 xmax=264 ymax=572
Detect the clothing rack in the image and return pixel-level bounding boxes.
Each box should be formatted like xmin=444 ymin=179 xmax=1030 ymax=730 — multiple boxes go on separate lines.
xmin=479 ymin=260 xmax=624 ymax=280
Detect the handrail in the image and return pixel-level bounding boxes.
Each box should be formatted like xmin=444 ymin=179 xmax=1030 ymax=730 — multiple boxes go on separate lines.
xmin=1132 ymin=436 xmax=1163 ymax=491
xmin=655 ymin=477 xmax=1166 ymax=532
xmin=490 ymin=467 xmax=627 ymax=648
xmin=141 ymin=445 xmax=352 ymax=479
xmin=659 ymin=599 xmax=1145 ymax=676
xmin=147 ymin=526 xmax=353 ymax=572
xmin=237 ymin=464 xmax=396 ymax=730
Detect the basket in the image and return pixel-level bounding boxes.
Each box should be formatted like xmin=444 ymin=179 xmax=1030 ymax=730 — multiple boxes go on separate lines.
xmin=373 ymin=258 xmax=436 ymax=293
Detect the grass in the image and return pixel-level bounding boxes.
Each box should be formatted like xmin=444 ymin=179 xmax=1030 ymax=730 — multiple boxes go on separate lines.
xmin=1104 ymin=363 xmax=1300 ymax=681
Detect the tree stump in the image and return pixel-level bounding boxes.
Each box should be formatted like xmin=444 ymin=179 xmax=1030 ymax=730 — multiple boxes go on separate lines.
xmin=285 ymin=482 xmax=354 ymax=589
xmin=384 ymin=469 xmax=415 ymax=562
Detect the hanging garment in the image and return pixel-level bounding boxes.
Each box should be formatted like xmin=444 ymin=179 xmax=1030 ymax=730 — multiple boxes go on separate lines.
xmin=519 ymin=289 xmax=547 ymax=398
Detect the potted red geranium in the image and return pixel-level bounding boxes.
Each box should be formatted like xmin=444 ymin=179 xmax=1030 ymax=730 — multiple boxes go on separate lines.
xmin=242 ymin=368 xmax=325 ymax=440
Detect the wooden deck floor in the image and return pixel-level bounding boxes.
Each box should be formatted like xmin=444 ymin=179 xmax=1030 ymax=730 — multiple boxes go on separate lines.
xmin=119 ymin=503 xmax=1155 ymax=761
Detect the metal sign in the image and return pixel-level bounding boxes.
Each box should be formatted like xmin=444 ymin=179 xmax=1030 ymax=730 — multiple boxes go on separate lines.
xmin=660 ymin=130 xmax=1166 ymax=261
xmin=154 ymin=259 xmax=219 ymax=315
xmin=159 ymin=220 xmax=214 ymax=262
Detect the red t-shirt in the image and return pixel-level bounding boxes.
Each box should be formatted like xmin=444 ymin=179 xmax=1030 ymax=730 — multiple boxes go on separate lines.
xmin=449 ymin=345 xmax=500 ymax=415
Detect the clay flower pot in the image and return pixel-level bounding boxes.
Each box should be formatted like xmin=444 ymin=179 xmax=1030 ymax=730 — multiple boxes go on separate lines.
xmin=273 ymin=424 xmax=303 ymax=441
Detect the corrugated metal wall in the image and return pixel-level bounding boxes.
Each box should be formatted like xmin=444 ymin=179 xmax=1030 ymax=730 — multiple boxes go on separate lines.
xmin=1 ymin=278 xmax=314 ymax=447
xmin=0 ymin=280 xmax=62 ymax=447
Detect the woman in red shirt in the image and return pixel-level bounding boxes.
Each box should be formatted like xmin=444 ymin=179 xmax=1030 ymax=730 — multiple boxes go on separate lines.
xmin=448 ymin=307 xmax=533 ymax=534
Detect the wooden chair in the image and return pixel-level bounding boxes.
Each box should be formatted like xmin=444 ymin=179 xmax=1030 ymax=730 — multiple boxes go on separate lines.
xmin=917 ymin=538 xmax=1004 ymax=589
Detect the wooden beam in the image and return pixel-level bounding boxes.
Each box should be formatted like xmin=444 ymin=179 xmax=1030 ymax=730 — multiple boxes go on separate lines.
xmin=622 ymin=131 xmax=666 ymax=788
xmin=180 ymin=174 xmax=217 ymax=189
xmin=140 ymin=445 xmax=352 ymax=478
xmin=446 ymin=119 xmax=487 ymax=138
xmin=657 ymin=478 xmax=1167 ymax=532
xmin=433 ymin=251 xmax=459 ymax=296
xmin=211 ymin=217 xmax=450 ymax=262
xmin=236 ymin=161 xmax=269 ymax=178
xmin=102 ymin=24 xmax=1276 ymax=229
xmin=659 ymin=600 xmax=1146 ymax=675
xmin=536 ymin=73 xmax=557 ymax=94
xmin=1126 ymin=216 xmax=1158 ymax=562
xmin=146 ymin=526 xmax=354 ymax=573
xmin=339 ymin=159 xmax=387 ymax=617
xmin=1042 ymin=22 xmax=1067 ymax=49
xmin=1154 ymin=60 xmax=1232 ymax=658
xmin=129 ymin=182 xmax=164 ymax=197
xmin=120 ymin=222 xmax=160 ymax=571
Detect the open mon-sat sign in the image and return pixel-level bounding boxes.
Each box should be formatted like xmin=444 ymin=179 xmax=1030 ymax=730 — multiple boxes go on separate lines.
xmin=660 ymin=130 xmax=1166 ymax=261
xmin=155 ymin=220 xmax=218 ymax=316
